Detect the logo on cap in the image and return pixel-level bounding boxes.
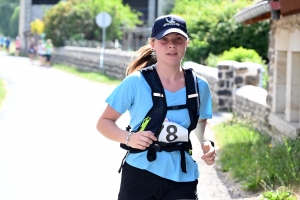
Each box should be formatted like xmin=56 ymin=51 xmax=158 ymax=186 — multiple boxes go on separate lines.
xmin=166 ymin=17 xmax=176 ymax=24
xmin=164 ymin=17 xmax=180 ymax=27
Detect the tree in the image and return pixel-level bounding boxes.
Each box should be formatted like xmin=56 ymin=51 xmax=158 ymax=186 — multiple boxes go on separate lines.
xmin=43 ymin=0 xmax=142 ymax=46
xmin=0 ymin=0 xmax=19 ymax=37
xmin=31 ymin=19 xmax=45 ymax=35
xmin=8 ymin=5 xmax=20 ymax=38
xmin=172 ymin=0 xmax=270 ymax=63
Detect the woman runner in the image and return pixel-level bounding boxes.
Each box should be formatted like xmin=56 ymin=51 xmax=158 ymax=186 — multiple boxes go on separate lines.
xmin=96 ymin=14 xmax=216 ymax=200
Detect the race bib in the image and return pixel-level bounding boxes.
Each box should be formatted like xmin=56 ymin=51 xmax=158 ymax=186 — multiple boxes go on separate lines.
xmin=158 ymin=119 xmax=188 ymax=143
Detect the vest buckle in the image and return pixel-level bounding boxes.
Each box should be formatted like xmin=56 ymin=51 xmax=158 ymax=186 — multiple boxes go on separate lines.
xmin=171 ymin=105 xmax=179 ymax=110
xmin=152 ymin=143 xmax=162 ymax=152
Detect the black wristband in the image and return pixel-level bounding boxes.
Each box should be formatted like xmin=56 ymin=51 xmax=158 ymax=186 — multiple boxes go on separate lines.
xmin=202 ymin=140 xmax=215 ymax=147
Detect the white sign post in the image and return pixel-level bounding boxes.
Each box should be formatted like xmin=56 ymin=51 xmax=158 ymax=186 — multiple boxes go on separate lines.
xmin=95 ymin=12 xmax=112 ymax=68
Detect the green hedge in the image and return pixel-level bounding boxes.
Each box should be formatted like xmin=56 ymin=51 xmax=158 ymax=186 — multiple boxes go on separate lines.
xmin=43 ymin=0 xmax=142 ymax=46
xmin=206 ymin=47 xmax=269 ymax=89
xmin=172 ymin=0 xmax=270 ymax=64
xmin=206 ymin=47 xmax=265 ymax=67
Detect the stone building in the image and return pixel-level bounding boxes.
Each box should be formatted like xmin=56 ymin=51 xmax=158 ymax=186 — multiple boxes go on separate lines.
xmin=234 ymin=0 xmax=300 ymax=139
xmin=19 ymin=0 xmax=59 ymax=51
xmin=18 ymin=0 xmax=174 ymax=52
xmin=121 ymin=0 xmax=175 ymax=50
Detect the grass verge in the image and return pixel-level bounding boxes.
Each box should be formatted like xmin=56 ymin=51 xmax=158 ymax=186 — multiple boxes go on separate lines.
xmin=213 ymin=118 xmax=299 ymax=199
xmin=0 ymin=79 xmax=6 ymax=107
xmin=52 ymin=64 xmax=122 ymax=85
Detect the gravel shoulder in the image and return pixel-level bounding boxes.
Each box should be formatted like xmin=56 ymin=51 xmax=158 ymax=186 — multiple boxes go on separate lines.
xmin=194 ymin=112 xmax=263 ymax=200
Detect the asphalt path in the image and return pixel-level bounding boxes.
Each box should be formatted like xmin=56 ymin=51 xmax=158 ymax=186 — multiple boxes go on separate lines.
xmin=0 ymin=53 xmax=232 ymax=200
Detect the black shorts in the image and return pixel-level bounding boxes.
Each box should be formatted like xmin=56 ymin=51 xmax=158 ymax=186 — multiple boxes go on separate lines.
xmin=45 ymin=54 xmax=51 ymax=61
xmin=28 ymin=48 xmax=35 ymax=54
xmin=118 ymin=162 xmax=198 ymax=200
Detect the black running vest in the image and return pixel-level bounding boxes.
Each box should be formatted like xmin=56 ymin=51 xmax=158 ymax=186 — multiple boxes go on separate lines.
xmin=119 ymin=65 xmax=200 ymax=173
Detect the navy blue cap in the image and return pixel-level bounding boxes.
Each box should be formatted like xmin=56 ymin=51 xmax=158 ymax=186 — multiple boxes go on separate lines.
xmin=151 ymin=14 xmax=188 ymax=40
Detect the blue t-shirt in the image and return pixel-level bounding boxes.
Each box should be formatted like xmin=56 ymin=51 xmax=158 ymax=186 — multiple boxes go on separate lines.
xmin=105 ymin=68 xmax=212 ymax=182
xmin=0 ymin=37 xmax=4 ymax=45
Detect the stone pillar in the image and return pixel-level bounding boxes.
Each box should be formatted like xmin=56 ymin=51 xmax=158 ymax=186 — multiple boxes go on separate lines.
xmin=267 ymin=21 xmax=276 ymax=109
xmin=292 ymin=30 xmax=300 ymax=127
xmin=217 ymin=60 xmax=237 ymax=111
xmin=272 ymin=50 xmax=287 ymax=113
xmin=273 ymin=28 xmax=289 ymax=114
xmin=285 ymin=29 xmax=300 ymax=122
xmin=19 ymin=0 xmax=31 ymax=52
xmin=233 ymin=62 xmax=261 ymax=91
xmin=217 ymin=60 xmax=262 ymax=111
xmin=285 ymin=52 xmax=300 ymax=122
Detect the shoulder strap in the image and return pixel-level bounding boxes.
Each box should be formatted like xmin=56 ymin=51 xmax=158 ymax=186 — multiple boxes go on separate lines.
xmin=138 ymin=66 xmax=168 ymax=135
xmin=139 ymin=66 xmax=168 ymax=162
xmin=184 ymin=68 xmax=200 ymax=133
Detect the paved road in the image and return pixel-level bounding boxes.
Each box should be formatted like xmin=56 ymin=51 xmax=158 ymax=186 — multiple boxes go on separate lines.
xmin=0 ymin=53 xmax=232 ymax=200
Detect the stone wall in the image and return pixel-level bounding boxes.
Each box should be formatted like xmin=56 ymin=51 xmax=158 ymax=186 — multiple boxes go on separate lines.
xmin=234 ymin=85 xmax=271 ymax=136
xmin=52 ymin=47 xmax=220 ymax=111
xmin=52 ymin=46 xmax=264 ymax=111
xmin=52 ymin=46 xmax=269 ymax=137
xmin=52 ymin=46 xmax=133 ymax=79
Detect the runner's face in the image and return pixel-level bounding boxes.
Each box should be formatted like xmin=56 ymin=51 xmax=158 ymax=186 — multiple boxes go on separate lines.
xmin=151 ymin=33 xmax=188 ymax=66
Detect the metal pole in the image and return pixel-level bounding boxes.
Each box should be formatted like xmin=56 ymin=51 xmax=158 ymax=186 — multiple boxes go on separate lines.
xmin=100 ymin=27 xmax=105 ymax=68
xmin=102 ymin=26 xmax=106 ymax=49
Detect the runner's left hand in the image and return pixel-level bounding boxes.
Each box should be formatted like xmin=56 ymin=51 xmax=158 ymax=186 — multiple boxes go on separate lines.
xmin=201 ymin=141 xmax=216 ymax=165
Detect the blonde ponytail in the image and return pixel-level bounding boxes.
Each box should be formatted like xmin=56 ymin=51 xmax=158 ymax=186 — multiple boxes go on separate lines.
xmin=126 ymin=38 xmax=157 ymax=76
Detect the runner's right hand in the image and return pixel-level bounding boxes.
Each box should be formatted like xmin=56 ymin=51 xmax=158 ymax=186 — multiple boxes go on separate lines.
xmin=128 ymin=131 xmax=157 ymax=150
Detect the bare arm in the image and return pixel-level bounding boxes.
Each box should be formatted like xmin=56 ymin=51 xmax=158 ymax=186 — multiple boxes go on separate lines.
xmin=96 ymin=105 xmax=127 ymax=143
xmin=96 ymin=105 xmax=157 ymax=150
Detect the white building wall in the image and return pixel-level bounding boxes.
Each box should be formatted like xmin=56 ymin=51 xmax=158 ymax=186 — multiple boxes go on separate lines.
xmin=269 ymin=14 xmax=300 ymax=138
xmin=31 ymin=5 xmax=54 ymax=22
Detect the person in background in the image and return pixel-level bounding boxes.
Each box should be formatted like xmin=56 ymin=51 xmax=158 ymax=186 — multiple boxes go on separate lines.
xmin=37 ymin=40 xmax=46 ymax=66
xmin=5 ymin=36 xmax=11 ymax=53
xmin=96 ymin=14 xmax=215 ymax=200
xmin=28 ymin=38 xmax=37 ymax=64
xmin=14 ymin=36 xmax=21 ymax=56
xmin=0 ymin=35 xmax=4 ymax=51
xmin=45 ymin=39 xmax=53 ymax=67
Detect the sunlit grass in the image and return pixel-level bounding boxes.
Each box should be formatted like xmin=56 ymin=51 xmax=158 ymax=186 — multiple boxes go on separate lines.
xmin=5 ymin=41 xmax=16 ymax=55
xmin=213 ymin=118 xmax=300 ymax=198
xmin=0 ymin=79 xmax=6 ymax=107
xmin=52 ymin=64 xmax=122 ymax=85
